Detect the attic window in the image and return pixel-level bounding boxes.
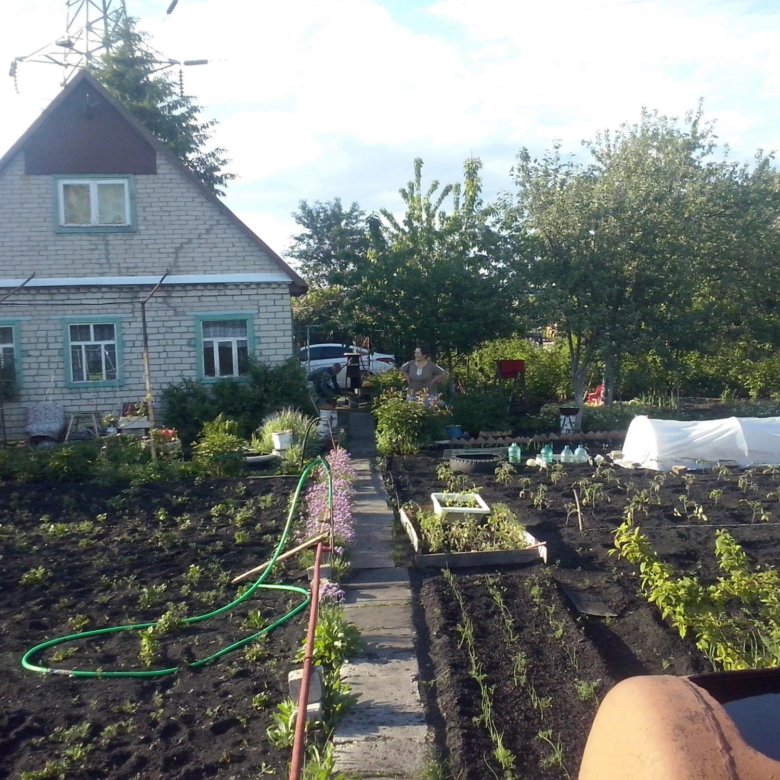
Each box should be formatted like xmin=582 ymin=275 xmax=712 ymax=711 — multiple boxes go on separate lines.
xmin=57 ymin=178 xmax=132 ymax=229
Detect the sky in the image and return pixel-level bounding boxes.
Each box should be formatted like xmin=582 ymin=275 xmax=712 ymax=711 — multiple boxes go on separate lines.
xmin=2 ymin=0 xmax=779 ymax=261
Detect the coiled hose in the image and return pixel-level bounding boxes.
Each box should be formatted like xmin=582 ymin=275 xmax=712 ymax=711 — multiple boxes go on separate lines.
xmin=21 ymin=456 xmax=332 ymax=679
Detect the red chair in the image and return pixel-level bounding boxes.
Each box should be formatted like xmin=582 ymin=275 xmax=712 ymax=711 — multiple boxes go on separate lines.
xmin=586 ymin=384 xmax=604 ymax=406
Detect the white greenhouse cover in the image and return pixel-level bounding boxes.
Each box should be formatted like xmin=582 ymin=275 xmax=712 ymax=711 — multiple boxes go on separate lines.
xmin=618 ymin=415 xmax=780 ymax=471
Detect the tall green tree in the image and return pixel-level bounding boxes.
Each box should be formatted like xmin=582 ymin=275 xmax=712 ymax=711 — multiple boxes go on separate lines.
xmin=363 ymin=157 xmax=523 ymax=364
xmin=288 ymin=198 xmax=370 ymax=287
xmin=90 ymin=18 xmax=234 ymax=195
xmin=505 ymin=108 xmax=734 ymax=407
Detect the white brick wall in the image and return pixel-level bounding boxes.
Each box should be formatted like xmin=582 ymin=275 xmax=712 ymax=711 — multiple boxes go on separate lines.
xmin=0 ymin=150 xmax=299 ymax=439
xmin=0 ymin=155 xmax=286 ymax=277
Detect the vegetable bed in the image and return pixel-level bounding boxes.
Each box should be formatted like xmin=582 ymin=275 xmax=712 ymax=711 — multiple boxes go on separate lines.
xmin=388 ymin=453 xmax=780 ymax=779
xmin=0 ymin=476 xmax=309 ymax=779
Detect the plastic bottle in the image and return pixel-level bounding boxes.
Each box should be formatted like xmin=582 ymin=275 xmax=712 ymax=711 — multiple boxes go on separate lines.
xmin=508 ymin=442 xmax=522 ymax=465
xmin=560 ymin=445 xmax=574 ymax=464
xmin=574 ymin=444 xmax=588 ymax=463
xmin=541 ymin=444 xmax=553 ymax=464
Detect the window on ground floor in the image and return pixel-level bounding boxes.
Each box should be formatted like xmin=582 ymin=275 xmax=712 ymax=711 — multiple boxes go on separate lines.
xmin=0 ymin=323 xmax=19 ymax=397
xmin=65 ymin=320 xmax=122 ymax=385
xmin=196 ymin=315 xmax=254 ymax=379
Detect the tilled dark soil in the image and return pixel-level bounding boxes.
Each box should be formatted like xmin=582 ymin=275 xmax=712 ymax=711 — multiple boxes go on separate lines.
xmin=0 ymin=476 xmax=310 ymax=779
xmin=388 ymin=452 xmax=780 ymax=779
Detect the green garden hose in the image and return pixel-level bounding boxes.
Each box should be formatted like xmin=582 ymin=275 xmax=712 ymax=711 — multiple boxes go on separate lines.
xmin=21 ymin=456 xmax=332 ymax=679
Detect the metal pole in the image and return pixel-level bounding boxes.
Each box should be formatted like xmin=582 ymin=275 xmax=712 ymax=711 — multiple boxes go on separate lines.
xmin=140 ymin=271 xmax=169 ymax=460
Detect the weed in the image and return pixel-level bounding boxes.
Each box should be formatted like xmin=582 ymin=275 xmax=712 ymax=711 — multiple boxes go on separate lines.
xmin=537 ymin=729 xmax=569 ymax=776
xmin=266 ymin=698 xmax=298 ymax=748
xmin=20 ymin=566 xmax=51 ymax=586
xmin=574 ymin=678 xmax=601 ymax=704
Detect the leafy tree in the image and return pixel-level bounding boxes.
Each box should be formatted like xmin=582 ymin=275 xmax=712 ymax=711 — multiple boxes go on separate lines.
xmin=288 ymin=198 xmax=370 ymax=286
xmin=90 ymin=18 xmax=234 ymax=195
xmin=363 ymin=157 xmax=523 ymax=364
xmin=505 ymin=108 xmax=738 ymax=408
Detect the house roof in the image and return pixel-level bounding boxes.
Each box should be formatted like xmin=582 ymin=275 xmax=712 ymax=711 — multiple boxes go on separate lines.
xmin=0 ymin=69 xmax=307 ymax=295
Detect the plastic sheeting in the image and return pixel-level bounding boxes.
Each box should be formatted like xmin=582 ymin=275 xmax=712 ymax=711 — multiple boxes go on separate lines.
xmin=619 ymin=415 xmax=780 ymax=471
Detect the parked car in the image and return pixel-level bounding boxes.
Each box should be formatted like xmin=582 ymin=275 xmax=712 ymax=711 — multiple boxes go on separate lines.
xmin=299 ymin=343 xmax=396 ymax=385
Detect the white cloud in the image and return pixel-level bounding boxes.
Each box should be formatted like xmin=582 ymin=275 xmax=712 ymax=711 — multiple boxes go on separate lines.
xmin=2 ymin=0 xmax=779 ymax=259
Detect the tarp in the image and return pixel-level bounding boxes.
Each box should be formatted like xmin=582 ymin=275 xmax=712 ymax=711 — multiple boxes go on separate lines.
xmin=618 ymin=415 xmax=780 ymax=471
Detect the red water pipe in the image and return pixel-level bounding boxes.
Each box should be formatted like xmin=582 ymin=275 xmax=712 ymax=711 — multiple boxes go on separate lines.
xmin=289 ymin=540 xmax=325 ymax=780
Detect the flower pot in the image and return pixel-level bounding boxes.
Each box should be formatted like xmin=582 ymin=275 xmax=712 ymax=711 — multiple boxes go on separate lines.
xmin=271 ymin=430 xmax=293 ymax=452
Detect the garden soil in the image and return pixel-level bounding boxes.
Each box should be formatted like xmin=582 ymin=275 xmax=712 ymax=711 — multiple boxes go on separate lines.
xmin=0 ymin=477 xmax=310 ymax=779
xmin=387 ymin=451 xmax=780 ymax=779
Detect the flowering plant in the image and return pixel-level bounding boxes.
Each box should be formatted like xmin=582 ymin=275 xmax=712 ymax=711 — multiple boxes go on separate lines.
xmin=302 ymin=448 xmax=356 ymax=546
xmin=150 ymin=427 xmax=178 ymax=444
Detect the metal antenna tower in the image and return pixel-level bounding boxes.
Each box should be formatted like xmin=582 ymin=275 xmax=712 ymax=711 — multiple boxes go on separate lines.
xmin=10 ymin=1 xmax=129 ymax=89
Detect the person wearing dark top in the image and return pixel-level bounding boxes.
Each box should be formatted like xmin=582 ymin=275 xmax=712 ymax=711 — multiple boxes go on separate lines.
xmin=308 ymin=363 xmax=342 ymax=406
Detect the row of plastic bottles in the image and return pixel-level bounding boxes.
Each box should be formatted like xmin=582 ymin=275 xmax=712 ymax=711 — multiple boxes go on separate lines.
xmin=508 ymin=442 xmax=589 ymax=465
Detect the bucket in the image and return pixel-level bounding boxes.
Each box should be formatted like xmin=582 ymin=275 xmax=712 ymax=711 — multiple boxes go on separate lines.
xmin=271 ymin=430 xmax=293 ymax=452
xmin=318 ymin=410 xmax=337 ymax=439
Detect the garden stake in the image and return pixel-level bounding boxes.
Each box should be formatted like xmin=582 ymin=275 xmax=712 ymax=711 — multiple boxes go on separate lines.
xmin=231 ymin=532 xmax=329 ymax=584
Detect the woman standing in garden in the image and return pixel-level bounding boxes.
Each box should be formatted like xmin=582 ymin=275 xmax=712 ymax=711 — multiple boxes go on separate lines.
xmin=400 ymin=345 xmax=448 ymax=406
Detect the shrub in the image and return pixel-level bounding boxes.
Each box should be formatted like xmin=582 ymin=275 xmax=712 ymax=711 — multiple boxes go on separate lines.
xmin=159 ymin=358 xmax=311 ymax=443
xmin=192 ymin=414 xmax=247 ymax=477
xmin=449 ymin=390 xmax=511 ymax=436
xmin=373 ymin=391 xmax=450 ymax=454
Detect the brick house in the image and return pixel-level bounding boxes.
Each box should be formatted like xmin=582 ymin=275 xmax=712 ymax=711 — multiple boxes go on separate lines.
xmin=0 ymin=70 xmax=306 ymax=440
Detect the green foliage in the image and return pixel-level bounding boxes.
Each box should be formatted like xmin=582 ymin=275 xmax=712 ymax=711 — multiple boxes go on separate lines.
xmin=266 ymin=698 xmax=298 ymax=748
xmin=90 ymin=19 xmax=234 ymax=194
xmin=296 ymin=604 xmax=362 ymax=669
xmin=249 ymin=407 xmax=318 ymax=457
xmin=456 ymin=337 xmax=572 ymax=407
xmin=449 ymin=390 xmax=510 ymax=436
xmin=191 ymin=415 xmax=246 ymax=477
xmin=373 ymin=391 xmax=450 ymax=454
xmin=613 ymin=517 xmax=780 ymax=670
xmin=288 ymin=198 xmax=369 ymax=287
xmin=411 ymin=502 xmax=528 ymax=554
xmin=160 ymin=359 xmax=311 ymax=444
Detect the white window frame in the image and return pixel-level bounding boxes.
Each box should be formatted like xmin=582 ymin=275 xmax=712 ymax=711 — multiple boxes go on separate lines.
xmin=56 ymin=177 xmax=133 ymax=229
xmin=196 ymin=315 xmax=254 ymax=380
xmin=66 ymin=321 xmax=120 ymax=385
xmin=0 ymin=323 xmax=19 ymax=389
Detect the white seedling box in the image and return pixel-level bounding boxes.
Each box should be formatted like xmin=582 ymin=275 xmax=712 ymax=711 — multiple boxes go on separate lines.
xmin=431 ymin=492 xmax=490 ymax=518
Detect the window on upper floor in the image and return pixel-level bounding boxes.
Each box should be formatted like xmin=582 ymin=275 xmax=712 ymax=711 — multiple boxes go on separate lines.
xmin=66 ymin=321 xmax=120 ymax=384
xmin=56 ymin=177 xmax=133 ymax=230
xmin=197 ymin=316 xmax=253 ymax=379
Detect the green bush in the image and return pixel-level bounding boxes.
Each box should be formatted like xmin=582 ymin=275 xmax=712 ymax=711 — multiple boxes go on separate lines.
xmin=449 ymin=390 xmax=511 ymax=435
xmin=373 ymin=391 xmax=450 ymax=454
xmin=160 ymin=358 xmax=311 ymax=444
xmin=454 ymin=338 xmax=573 ymax=409
xmin=192 ymin=414 xmax=247 ymax=477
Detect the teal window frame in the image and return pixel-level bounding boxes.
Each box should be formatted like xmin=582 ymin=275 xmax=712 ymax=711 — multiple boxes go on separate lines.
xmin=0 ymin=320 xmax=21 ymax=393
xmin=54 ymin=176 xmax=136 ymax=233
xmin=194 ymin=313 xmax=255 ymax=382
xmin=62 ymin=316 xmax=125 ymax=388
